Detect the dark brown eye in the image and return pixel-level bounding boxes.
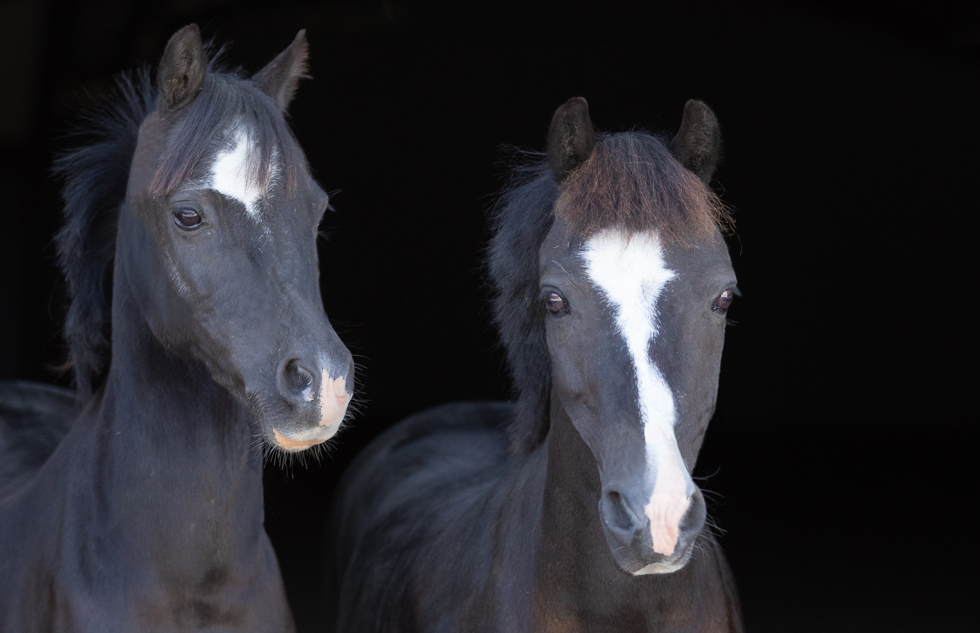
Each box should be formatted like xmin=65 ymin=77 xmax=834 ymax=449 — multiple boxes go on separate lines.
xmin=713 ymin=289 xmax=734 ymax=312
xmin=545 ymin=292 xmax=568 ymax=316
xmin=173 ymin=208 xmax=202 ymax=229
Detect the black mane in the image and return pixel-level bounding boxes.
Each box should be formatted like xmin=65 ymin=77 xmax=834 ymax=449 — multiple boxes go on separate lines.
xmin=53 ymin=57 xmax=308 ymax=402
xmin=488 ymin=131 xmax=730 ymax=454
xmin=53 ymin=69 xmax=156 ymax=401
xmin=487 ymin=157 xmax=557 ymax=454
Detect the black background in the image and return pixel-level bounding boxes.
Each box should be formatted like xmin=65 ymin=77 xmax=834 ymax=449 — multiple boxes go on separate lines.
xmin=1 ymin=1 xmax=977 ymax=631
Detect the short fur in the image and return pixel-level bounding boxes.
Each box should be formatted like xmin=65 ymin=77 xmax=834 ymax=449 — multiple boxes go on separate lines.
xmin=491 ymin=106 xmax=730 ymax=453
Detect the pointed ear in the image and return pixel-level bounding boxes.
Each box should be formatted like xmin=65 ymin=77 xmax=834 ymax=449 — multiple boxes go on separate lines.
xmin=252 ymin=30 xmax=310 ymax=111
xmin=157 ymin=24 xmax=207 ymax=113
xmin=547 ymin=97 xmax=596 ymax=182
xmin=671 ymin=99 xmax=722 ymax=184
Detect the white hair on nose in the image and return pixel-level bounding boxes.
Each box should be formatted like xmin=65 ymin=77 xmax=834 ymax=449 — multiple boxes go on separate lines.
xmin=582 ymin=228 xmax=693 ymax=565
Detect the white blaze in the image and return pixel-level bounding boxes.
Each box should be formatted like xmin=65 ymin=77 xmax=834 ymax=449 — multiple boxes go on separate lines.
xmin=583 ymin=228 xmax=692 ymax=563
xmin=209 ymin=127 xmax=270 ymax=217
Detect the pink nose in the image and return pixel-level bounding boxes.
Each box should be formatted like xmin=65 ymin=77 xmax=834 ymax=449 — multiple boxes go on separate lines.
xmin=319 ymin=372 xmax=350 ymax=428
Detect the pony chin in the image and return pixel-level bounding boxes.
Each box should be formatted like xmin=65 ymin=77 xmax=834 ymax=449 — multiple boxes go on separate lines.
xmin=267 ymin=415 xmax=344 ymax=452
xmin=265 ymin=396 xmax=349 ymax=452
xmin=631 ymin=540 xmax=697 ymax=576
xmin=601 ymin=529 xmax=699 ymax=577
xmin=271 ymin=427 xmax=326 ymax=452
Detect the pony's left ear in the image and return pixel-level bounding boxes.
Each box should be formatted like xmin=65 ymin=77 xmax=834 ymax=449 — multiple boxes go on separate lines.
xmin=547 ymin=97 xmax=596 ymax=182
xmin=253 ymin=30 xmax=310 ymax=111
xmin=671 ymin=99 xmax=722 ymax=184
xmin=157 ymin=24 xmax=207 ymax=113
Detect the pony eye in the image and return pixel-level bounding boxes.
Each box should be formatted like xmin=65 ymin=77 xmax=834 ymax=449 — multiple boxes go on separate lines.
xmin=173 ymin=208 xmax=202 ymax=230
xmin=712 ymin=289 xmax=734 ymax=313
xmin=545 ymin=292 xmax=568 ymax=316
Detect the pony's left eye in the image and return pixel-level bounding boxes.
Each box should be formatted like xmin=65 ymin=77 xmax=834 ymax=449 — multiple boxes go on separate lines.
xmin=173 ymin=208 xmax=203 ymax=230
xmin=712 ymin=289 xmax=734 ymax=313
xmin=545 ymin=292 xmax=569 ymax=316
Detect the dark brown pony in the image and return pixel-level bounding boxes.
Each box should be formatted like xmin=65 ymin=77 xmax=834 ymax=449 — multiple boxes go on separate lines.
xmin=326 ymin=97 xmax=741 ymax=632
xmin=0 ymin=25 xmax=353 ymax=631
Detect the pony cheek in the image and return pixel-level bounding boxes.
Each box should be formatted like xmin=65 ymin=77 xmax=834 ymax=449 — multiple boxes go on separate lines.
xmin=546 ymin=345 xmax=585 ymax=406
xmin=119 ymin=240 xmax=190 ymax=351
xmin=549 ymin=363 xmax=605 ymax=455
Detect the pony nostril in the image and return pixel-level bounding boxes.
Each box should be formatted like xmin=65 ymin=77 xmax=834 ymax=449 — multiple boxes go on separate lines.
xmin=280 ymin=359 xmax=316 ymax=403
xmin=679 ymin=489 xmax=707 ymax=537
xmin=602 ymin=490 xmax=638 ymax=534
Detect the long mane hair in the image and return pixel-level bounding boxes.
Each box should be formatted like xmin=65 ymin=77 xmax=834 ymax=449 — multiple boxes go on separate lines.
xmin=488 ymin=131 xmax=731 ymax=454
xmin=52 ymin=70 xmax=156 ymax=401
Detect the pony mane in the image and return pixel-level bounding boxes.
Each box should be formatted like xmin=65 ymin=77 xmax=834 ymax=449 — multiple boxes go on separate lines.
xmin=53 ymin=69 xmax=156 ymax=401
xmin=53 ymin=52 xmax=307 ymax=402
xmin=487 ymin=157 xmax=558 ymax=453
xmin=488 ymin=131 xmax=732 ymax=454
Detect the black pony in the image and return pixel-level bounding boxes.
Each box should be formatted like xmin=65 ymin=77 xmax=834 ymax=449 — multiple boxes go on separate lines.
xmin=0 ymin=25 xmax=353 ymax=631
xmin=326 ymin=98 xmax=741 ymax=631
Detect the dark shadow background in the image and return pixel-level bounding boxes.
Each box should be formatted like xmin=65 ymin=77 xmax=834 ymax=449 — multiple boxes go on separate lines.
xmin=1 ymin=1 xmax=977 ymax=631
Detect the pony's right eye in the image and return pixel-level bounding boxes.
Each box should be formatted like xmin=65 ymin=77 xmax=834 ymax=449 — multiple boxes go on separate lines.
xmin=545 ymin=292 xmax=568 ymax=316
xmin=173 ymin=208 xmax=203 ymax=230
xmin=712 ymin=289 xmax=734 ymax=313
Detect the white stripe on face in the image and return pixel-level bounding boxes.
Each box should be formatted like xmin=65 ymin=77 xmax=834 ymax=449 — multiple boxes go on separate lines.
xmin=209 ymin=127 xmax=273 ymax=217
xmin=583 ymin=228 xmax=692 ymax=560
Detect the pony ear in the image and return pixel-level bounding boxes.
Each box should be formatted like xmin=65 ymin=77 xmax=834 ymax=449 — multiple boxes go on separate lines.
xmin=547 ymin=97 xmax=596 ymax=182
xmin=671 ymin=99 xmax=722 ymax=184
xmin=157 ymin=24 xmax=207 ymax=113
xmin=252 ymin=30 xmax=310 ymax=112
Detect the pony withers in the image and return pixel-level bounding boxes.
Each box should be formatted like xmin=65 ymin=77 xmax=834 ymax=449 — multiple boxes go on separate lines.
xmin=0 ymin=25 xmax=352 ymax=631
xmin=326 ymin=97 xmax=741 ymax=631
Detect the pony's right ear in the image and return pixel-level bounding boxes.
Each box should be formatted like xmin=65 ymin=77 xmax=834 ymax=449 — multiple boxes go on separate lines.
xmin=157 ymin=24 xmax=207 ymax=113
xmin=252 ymin=30 xmax=310 ymax=112
xmin=671 ymin=99 xmax=722 ymax=184
xmin=547 ymin=97 xmax=596 ymax=182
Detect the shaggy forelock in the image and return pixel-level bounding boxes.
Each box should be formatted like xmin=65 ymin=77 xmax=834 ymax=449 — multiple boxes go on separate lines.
xmin=555 ymin=132 xmax=730 ymax=243
xmin=150 ymin=72 xmax=307 ymax=197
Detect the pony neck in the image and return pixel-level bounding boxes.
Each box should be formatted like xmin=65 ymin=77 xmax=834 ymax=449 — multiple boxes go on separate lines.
xmin=532 ymin=399 xmax=688 ymax=621
xmin=82 ymin=261 xmax=268 ymax=560
xmin=22 ymin=207 xmax=292 ymax=632
xmin=537 ymin=401 xmax=624 ymax=582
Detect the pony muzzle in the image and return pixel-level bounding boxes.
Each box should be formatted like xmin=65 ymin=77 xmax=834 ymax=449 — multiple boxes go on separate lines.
xmin=271 ymin=360 xmax=352 ymax=451
xmin=599 ymin=486 xmax=706 ymax=575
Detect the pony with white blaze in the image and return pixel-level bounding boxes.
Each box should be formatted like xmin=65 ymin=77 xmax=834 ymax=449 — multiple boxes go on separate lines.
xmin=325 ymin=96 xmax=742 ymax=632
xmin=0 ymin=25 xmax=353 ymax=631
